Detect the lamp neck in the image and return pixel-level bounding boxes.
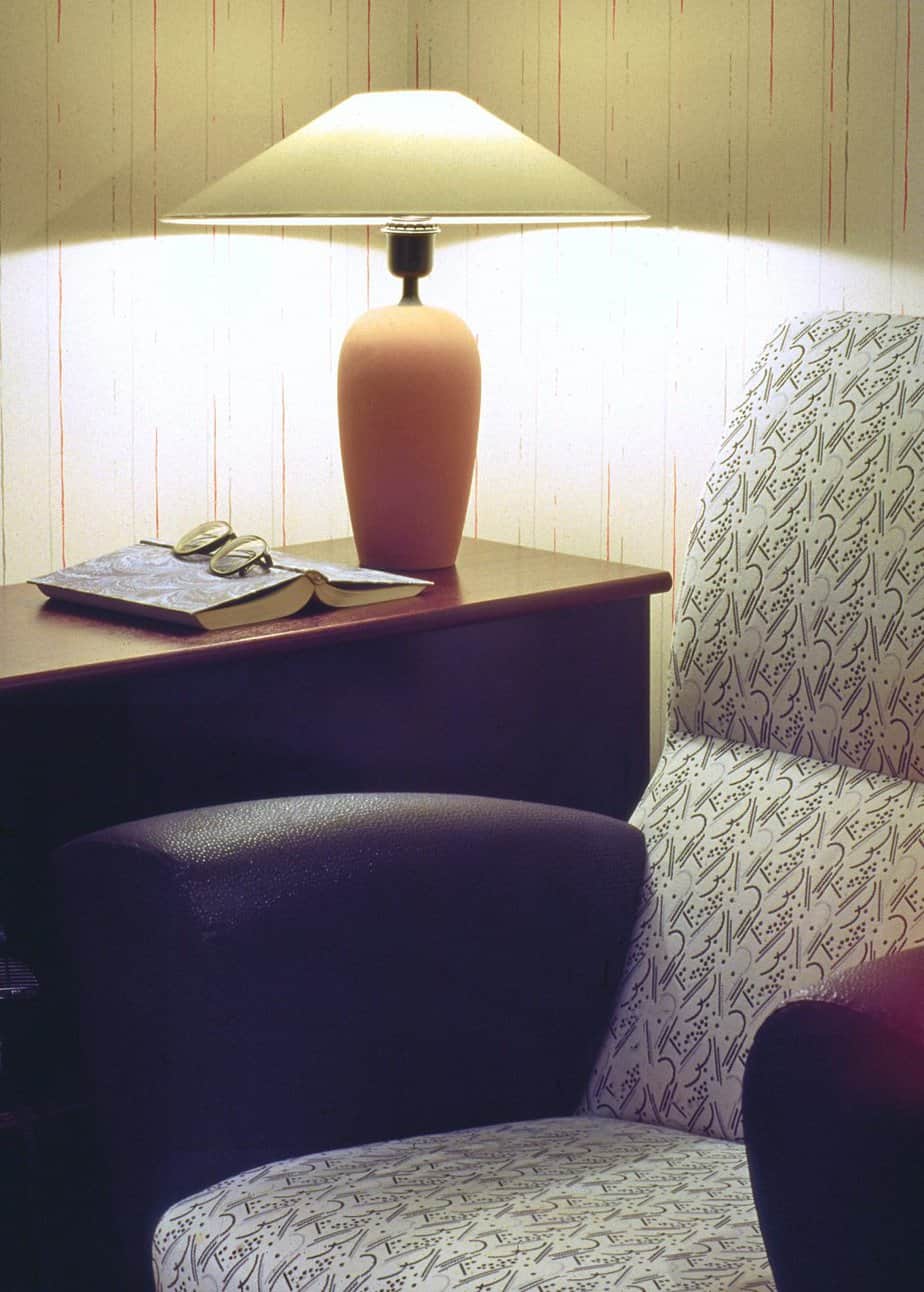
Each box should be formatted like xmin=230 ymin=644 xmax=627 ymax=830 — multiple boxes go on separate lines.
xmin=399 ymin=278 xmax=422 ymax=306
xmin=383 ymin=220 xmax=440 ymax=306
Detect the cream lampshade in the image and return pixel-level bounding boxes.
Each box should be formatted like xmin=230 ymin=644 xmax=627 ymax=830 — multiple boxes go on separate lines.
xmin=164 ymin=90 xmax=647 ymax=569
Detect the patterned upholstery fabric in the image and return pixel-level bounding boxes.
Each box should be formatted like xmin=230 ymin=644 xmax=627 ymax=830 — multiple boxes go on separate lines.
xmin=152 ymin=311 xmax=922 ymax=1288
xmin=152 ymin=1117 xmax=773 ymax=1291
xmin=672 ymin=311 xmax=922 ymax=777
xmin=583 ymin=733 xmax=924 ymax=1138
xmin=583 ymin=311 xmax=924 ymax=1138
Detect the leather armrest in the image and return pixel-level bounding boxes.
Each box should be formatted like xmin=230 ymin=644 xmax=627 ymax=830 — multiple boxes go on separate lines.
xmin=783 ymin=947 xmax=924 ymax=1042
xmin=54 ymin=791 xmax=644 ymax=1273
xmin=742 ymin=946 xmax=924 ymax=1292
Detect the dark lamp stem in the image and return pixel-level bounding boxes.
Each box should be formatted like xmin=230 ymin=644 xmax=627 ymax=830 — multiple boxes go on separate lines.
xmin=399 ymin=278 xmax=422 ymax=305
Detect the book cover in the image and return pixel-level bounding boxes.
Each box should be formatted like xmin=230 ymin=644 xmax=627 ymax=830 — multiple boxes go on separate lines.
xmin=31 ymin=543 xmax=431 ymax=630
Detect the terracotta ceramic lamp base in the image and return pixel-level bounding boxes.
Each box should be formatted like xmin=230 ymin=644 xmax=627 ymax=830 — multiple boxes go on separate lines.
xmin=338 ymin=302 xmax=481 ymax=570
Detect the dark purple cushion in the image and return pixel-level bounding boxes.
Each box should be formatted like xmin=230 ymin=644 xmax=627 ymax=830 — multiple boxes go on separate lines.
xmin=743 ymin=947 xmax=924 ymax=1292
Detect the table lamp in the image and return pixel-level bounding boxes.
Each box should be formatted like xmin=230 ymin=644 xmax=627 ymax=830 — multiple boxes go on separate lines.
xmin=164 ymin=90 xmax=647 ymax=570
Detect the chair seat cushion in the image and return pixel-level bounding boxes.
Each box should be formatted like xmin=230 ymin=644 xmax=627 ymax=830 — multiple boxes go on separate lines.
xmin=152 ymin=1115 xmax=774 ymax=1290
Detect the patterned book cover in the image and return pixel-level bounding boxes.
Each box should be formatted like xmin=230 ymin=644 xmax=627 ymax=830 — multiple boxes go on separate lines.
xmin=30 ymin=542 xmax=430 ymax=627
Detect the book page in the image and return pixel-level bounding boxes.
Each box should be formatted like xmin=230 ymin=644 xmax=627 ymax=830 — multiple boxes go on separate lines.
xmin=270 ymin=550 xmax=431 ymax=589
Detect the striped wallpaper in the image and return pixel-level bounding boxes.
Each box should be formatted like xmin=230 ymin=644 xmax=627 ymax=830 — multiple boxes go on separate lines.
xmin=1 ymin=0 xmax=921 ymax=759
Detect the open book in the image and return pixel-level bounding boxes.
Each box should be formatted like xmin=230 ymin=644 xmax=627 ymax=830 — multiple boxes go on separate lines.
xmin=31 ymin=542 xmax=432 ymax=630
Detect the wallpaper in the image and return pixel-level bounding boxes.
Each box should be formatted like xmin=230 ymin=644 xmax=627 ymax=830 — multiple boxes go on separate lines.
xmin=1 ymin=0 xmax=921 ymax=760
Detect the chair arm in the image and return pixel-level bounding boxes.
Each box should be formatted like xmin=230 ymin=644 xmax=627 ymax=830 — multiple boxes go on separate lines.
xmin=742 ymin=946 xmax=924 ymax=1292
xmin=54 ymin=791 xmax=644 ymax=1276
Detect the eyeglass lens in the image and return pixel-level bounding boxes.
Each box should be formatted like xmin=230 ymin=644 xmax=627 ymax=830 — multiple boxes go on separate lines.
xmin=173 ymin=520 xmax=234 ymax=556
xmin=209 ymin=535 xmax=272 ymax=576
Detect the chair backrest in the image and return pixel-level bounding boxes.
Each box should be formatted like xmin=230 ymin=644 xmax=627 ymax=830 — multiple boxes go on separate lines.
xmin=583 ymin=310 xmax=924 ymax=1140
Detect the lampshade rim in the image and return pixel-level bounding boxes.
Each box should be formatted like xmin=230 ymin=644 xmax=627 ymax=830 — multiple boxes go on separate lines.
xmin=161 ymin=211 xmax=650 ymax=226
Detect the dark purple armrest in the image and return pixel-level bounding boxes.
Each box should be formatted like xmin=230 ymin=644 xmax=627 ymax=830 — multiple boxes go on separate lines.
xmin=742 ymin=946 xmax=924 ymax=1292
xmin=54 ymin=791 xmax=644 ymax=1285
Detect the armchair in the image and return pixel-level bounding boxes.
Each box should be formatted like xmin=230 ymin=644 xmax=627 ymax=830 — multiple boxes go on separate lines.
xmin=55 ymin=310 xmax=923 ymax=1291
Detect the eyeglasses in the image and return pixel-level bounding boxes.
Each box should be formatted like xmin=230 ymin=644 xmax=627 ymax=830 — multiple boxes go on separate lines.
xmin=172 ymin=521 xmax=275 ymax=577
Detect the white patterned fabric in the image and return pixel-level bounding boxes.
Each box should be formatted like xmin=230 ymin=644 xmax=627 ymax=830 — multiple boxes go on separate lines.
xmin=153 ymin=1116 xmax=773 ymax=1291
xmin=671 ymin=311 xmax=923 ymax=778
xmin=583 ymin=733 xmax=924 ymax=1138
xmin=583 ymin=311 xmax=924 ymax=1138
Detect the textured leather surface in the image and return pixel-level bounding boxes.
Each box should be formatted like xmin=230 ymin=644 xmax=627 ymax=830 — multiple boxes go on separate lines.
xmin=742 ymin=949 xmax=924 ymax=1291
xmin=792 ymin=942 xmax=924 ymax=1044
xmin=55 ymin=791 xmax=645 ymax=1288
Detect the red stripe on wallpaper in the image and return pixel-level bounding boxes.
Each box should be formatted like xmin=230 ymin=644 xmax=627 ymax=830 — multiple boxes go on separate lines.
xmin=154 ymin=427 xmax=161 ymax=538
xmin=153 ymin=0 xmax=159 ymax=150
xmin=904 ymin=0 xmax=912 ymax=231
xmin=415 ymin=22 xmax=420 ymax=87
xmin=212 ymin=396 xmax=219 ymax=516
xmin=279 ymin=229 xmax=287 ymax=542
xmin=152 ymin=0 xmax=159 ymax=236
xmin=769 ymin=0 xmax=776 ymax=108
xmin=671 ymin=455 xmax=678 ymax=619
xmin=557 ymin=0 xmax=563 ymax=154
xmin=57 ymin=0 xmax=62 ymax=43
xmin=280 ymin=0 xmax=286 ymax=44
xmin=57 ymin=241 xmax=66 ymax=565
xmin=826 ymin=0 xmax=838 ymax=245
xmin=842 ymin=0 xmax=852 ymax=245
xmin=211 ymin=0 xmax=217 ymax=53
xmin=281 ymin=375 xmax=288 ymax=545
xmin=367 ymin=0 xmax=372 ymax=90
xmin=612 ymin=0 xmax=617 ymax=42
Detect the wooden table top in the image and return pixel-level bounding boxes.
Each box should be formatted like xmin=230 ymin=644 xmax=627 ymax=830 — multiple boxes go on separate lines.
xmin=0 ymin=537 xmax=671 ymax=694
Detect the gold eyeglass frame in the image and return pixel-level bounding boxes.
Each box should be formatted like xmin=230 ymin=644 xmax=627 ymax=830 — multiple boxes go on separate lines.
xmin=172 ymin=521 xmax=274 ymax=577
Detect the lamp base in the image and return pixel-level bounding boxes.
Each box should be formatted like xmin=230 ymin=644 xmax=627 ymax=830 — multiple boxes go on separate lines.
xmin=338 ymin=303 xmax=481 ymax=570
